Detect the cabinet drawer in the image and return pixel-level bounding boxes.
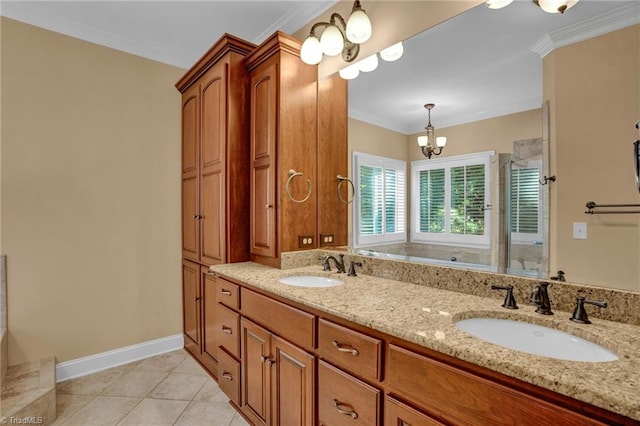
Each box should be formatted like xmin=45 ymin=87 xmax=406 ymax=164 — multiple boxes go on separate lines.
xmin=217 ymin=304 xmax=240 ymax=358
xmin=387 ymin=344 xmax=605 ymax=426
xmin=318 ymin=319 xmax=382 ymax=381
xmin=242 ymin=289 xmax=315 ymax=350
xmin=318 ymin=360 xmax=381 ymax=426
xmin=215 ymin=277 xmax=240 ymax=310
xmin=384 ymin=396 xmax=444 ymax=426
xmin=217 ymin=348 xmax=241 ymax=407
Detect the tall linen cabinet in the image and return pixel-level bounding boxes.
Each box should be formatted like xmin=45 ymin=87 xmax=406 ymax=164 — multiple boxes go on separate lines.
xmin=176 ymin=34 xmax=255 ymax=374
xmin=246 ymin=31 xmax=347 ymax=268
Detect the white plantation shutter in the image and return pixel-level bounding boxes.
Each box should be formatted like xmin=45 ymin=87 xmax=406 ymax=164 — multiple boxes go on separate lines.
xmin=510 ymin=164 xmax=542 ymax=243
xmin=353 ymin=152 xmax=406 ymax=246
xmin=411 ymin=151 xmax=493 ymax=247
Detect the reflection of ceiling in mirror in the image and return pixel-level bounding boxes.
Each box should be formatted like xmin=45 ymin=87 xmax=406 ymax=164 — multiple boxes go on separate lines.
xmin=347 ymin=1 xmax=638 ymax=134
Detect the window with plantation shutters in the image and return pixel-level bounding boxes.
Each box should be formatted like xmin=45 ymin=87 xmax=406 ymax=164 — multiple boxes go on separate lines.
xmin=510 ymin=162 xmax=542 ymax=244
xmin=411 ymin=151 xmax=493 ymax=247
xmin=353 ymin=152 xmax=406 ymax=246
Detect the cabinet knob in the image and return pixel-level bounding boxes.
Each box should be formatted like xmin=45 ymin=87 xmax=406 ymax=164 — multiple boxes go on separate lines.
xmin=221 ymin=372 xmax=233 ymax=381
xmin=260 ymin=356 xmax=275 ymax=366
xmin=221 ymin=326 xmax=232 ymax=334
xmin=265 ymin=204 xmax=273 ymax=210
xmin=332 ymin=399 xmax=358 ymax=419
xmin=193 ymin=297 xmax=200 ymax=302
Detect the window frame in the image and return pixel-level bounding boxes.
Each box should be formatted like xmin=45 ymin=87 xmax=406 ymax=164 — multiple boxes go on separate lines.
xmin=410 ymin=151 xmax=494 ymax=248
xmin=352 ymin=151 xmax=407 ymax=247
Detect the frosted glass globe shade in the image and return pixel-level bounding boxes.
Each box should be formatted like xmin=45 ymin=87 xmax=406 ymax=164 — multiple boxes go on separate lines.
xmin=358 ymin=54 xmax=378 ymax=73
xmin=300 ymin=36 xmax=323 ymax=65
xmin=436 ymin=137 xmax=447 ymax=148
xmin=339 ymin=64 xmax=360 ymax=80
xmin=417 ymin=136 xmax=428 ymax=147
xmin=379 ymin=42 xmax=404 ymax=62
xmin=486 ymin=0 xmax=514 ymax=9
xmin=320 ymin=25 xmax=344 ymax=56
xmin=537 ymin=0 xmax=578 ymax=13
xmin=346 ymin=10 xmax=372 ymax=43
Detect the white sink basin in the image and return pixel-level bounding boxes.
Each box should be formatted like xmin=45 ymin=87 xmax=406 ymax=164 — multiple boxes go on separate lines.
xmin=278 ymin=275 xmax=344 ymax=288
xmin=455 ymin=318 xmax=618 ymax=362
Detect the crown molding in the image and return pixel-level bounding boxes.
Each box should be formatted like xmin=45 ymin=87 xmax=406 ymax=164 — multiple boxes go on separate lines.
xmin=253 ymin=1 xmax=337 ymax=44
xmin=530 ymin=3 xmax=640 ymax=58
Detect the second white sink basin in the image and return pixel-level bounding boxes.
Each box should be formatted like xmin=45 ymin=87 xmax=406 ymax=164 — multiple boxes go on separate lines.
xmin=456 ymin=317 xmax=618 ymax=362
xmin=279 ymin=275 xmax=344 ymax=288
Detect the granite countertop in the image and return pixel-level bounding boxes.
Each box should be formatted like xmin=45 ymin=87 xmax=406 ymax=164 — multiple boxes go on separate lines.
xmin=210 ymin=261 xmax=640 ymax=421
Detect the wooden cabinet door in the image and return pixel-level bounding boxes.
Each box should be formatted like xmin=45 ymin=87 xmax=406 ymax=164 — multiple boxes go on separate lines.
xmin=201 ymin=267 xmax=218 ymax=372
xmin=271 ymin=335 xmax=314 ymax=426
xmin=182 ymin=259 xmax=201 ymax=353
xmin=182 ymin=86 xmax=200 ymax=261
xmin=250 ymin=62 xmax=277 ymax=259
xmin=200 ymin=63 xmax=227 ymax=265
xmin=241 ymin=318 xmax=271 ymax=426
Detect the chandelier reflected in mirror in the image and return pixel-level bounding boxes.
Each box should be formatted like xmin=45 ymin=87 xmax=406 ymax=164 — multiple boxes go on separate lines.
xmin=417 ymin=103 xmax=447 ymax=159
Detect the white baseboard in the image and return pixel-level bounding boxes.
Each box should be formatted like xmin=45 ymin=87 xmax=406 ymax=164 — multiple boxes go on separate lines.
xmin=56 ymin=334 xmax=184 ymax=383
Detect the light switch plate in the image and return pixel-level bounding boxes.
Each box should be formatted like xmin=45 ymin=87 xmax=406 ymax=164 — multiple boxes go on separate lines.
xmin=573 ymin=222 xmax=587 ymax=240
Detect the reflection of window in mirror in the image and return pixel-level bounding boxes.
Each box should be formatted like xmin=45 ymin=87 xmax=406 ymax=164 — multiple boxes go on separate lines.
xmin=510 ymin=159 xmax=542 ymax=245
xmin=410 ymin=151 xmax=493 ymax=248
xmin=352 ymin=152 xmax=406 ymax=247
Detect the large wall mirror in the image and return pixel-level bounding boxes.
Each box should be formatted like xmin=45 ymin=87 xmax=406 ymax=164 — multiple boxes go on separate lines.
xmin=342 ymin=1 xmax=640 ymax=292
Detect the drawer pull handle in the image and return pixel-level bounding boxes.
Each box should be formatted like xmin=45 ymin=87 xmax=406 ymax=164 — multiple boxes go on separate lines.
xmin=221 ymin=372 xmax=233 ymax=381
xmin=332 ymin=340 xmax=359 ymax=356
xmin=221 ymin=326 xmax=232 ymax=334
xmin=332 ymin=399 xmax=358 ymax=419
xmin=221 ymin=289 xmax=232 ymax=296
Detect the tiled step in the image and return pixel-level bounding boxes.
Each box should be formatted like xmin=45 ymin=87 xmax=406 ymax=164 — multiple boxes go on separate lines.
xmin=1 ymin=357 xmax=57 ymax=425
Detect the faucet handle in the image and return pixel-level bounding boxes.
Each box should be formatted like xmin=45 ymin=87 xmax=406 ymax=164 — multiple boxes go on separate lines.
xmin=529 ymin=285 xmax=542 ymax=305
xmin=491 ymin=285 xmax=519 ymax=309
xmin=570 ymin=294 xmax=608 ymax=324
xmin=347 ymin=261 xmax=363 ymax=277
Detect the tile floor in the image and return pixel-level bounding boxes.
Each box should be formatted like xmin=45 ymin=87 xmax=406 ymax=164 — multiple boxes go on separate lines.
xmin=52 ymin=349 xmax=249 ymax=426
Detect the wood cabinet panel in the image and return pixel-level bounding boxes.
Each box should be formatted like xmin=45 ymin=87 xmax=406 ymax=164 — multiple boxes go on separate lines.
xmin=318 ymin=360 xmax=381 ymax=426
xmin=182 ymin=259 xmax=200 ymax=353
xmin=317 ymin=74 xmax=348 ymax=247
xmin=387 ymin=344 xmax=606 ymax=426
xmin=200 ymin=167 xmax=224 ymax=264
xmin=182 ymin=174 xmax=199 ymax=261
xmin=218 ymin=347 xmax=241 ymax=407
xmin=217 ymin=303 xmax=240 ymax=359
xmin=242 ymin=318 xmax=271 ymax=426
xmin=181 ymin=90 xmax=199 ymax=175
xmin=201 ymin=268 xmax=218 ymax=373
xmin=215 ymin=276 xmax=240 ymax=310
xmin=318 ymin=318 xmax=382 ymax=381
xmin=242 ymin=288 xmax=315 ymax=351
xmin=270 ymin=335 xmax=314 ymax=426
xmin=250 ymin=63 xmax=277 ymax=260
xmin=384 ymin=396 xmax=445 ymax=426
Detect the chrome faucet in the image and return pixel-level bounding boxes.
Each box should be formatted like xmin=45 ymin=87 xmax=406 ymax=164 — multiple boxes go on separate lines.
xmin=321 ymin=254 xmax=346 ymax=273
xmin=532 ymin=282 xmax=553 ymax=315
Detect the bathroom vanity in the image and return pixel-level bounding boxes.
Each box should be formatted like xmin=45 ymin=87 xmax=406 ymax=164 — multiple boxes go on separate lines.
xmin=204 ymin=256 xmax=640 ymax=425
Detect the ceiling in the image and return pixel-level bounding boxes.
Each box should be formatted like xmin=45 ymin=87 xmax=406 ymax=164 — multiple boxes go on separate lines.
xmin=1 ymin=1 xmax=638 ymax=134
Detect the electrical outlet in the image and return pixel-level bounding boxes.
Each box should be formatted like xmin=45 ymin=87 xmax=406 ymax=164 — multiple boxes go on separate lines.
xmin=320 ymin=233 xmax=334 ymax=246
xmin=298 ymin=235 xmax=314 ymax=247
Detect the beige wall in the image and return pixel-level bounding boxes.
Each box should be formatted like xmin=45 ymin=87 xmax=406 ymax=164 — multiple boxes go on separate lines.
xmin=1 ymin=18 xmax=184 ymax=365
xmin=545 ymin=25 xmax=640 ymax=291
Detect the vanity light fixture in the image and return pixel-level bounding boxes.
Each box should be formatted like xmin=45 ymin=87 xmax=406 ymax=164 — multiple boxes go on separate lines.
xmin=487 ymin=0 xmax=579 ymax=14
xmin=337 ymin=41 xmax=404 ymax=80
xmin=417 ymin=103 xmax=447 ymax=159
xmin=300 ymin=0 xmax=372 ymax=66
